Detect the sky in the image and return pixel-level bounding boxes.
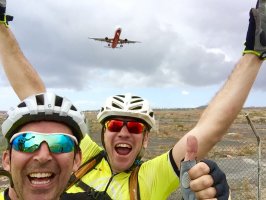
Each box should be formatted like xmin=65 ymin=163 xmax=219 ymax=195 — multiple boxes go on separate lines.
xmin=0 ymin=0 xmax=265 ymax=111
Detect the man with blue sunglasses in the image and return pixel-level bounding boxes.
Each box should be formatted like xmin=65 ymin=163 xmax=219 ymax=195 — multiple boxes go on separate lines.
xmin=1 ymin=0 xmax=265 ymax=199
xmin=0 ymin=92 xmax=87 ymax=200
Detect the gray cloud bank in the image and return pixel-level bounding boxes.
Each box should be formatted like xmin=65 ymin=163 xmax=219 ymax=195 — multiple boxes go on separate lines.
xmin=3 ymin=0 xmax=265 ymax=92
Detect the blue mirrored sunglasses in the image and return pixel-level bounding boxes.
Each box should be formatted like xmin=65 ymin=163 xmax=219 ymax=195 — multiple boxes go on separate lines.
xmin=9 ymin=132 xmax=78 ymax=154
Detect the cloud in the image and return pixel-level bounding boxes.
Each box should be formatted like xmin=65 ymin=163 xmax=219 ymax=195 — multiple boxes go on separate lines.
xmin=3 ymin=0 xmax=265 ymax=93
xmin=181 ymin=90 xmax=189 ymax=96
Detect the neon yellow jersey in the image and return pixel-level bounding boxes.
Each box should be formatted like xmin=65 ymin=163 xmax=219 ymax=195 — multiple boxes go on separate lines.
xmin=0 ymin=190 xmax=5 ymax=200
xmin=67 ymin=135 xmax=180 ymax=200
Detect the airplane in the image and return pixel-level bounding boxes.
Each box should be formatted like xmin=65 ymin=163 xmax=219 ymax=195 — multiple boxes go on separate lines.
xmin=89 ymin=27 xmax=140 ymax=48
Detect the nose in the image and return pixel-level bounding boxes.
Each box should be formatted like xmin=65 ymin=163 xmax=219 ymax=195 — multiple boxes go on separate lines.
xmin=117 ymin=125 xmax=131 ymax=137
xmin=33 ymin=142 xmax=52 ymax=163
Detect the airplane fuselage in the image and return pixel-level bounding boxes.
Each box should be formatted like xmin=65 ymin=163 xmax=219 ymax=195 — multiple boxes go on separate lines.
xmin=111 ymin=28 xmax=122 ymax=48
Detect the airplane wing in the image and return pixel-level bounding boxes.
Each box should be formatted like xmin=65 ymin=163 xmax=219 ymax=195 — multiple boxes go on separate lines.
xmin=118 ymin=39 xmax=141 ymax=44
xmin=88 ymin=37 xmax=113 ymax=44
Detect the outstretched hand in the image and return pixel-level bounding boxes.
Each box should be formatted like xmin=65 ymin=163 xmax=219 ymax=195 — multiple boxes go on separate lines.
xmin=243 ymin=0 xmax=266 ymax=59
xmin=0 ymin=0 xmax=13 ymax=26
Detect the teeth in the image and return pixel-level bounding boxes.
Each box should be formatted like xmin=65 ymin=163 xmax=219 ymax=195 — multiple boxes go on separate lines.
xmin=31 ymin=179 xmax=51 ymax=185
xmin=116 ymin=144 xmax=131 ymax=148
xmin=29 ymin=172 xmax=52 ymax=178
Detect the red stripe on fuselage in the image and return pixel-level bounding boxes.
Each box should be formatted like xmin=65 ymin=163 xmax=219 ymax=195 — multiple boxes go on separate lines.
xmin=112 ymin=28 xmax=122 ymax=48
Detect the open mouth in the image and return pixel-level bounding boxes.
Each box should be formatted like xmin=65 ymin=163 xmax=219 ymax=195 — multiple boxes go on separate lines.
xmin=28 ymin=172 xmax=55 ymax=185
xmin=115 ymin=143 xmax=132 ymax=155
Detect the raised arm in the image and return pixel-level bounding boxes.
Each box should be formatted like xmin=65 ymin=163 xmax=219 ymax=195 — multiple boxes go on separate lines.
xmin=173 ymin=1 xmax=265 ymax=167
xmin=174 ymin=54 xmax=262 ymax=164
xmin=0 ymin=1 xmax=45 ymax=100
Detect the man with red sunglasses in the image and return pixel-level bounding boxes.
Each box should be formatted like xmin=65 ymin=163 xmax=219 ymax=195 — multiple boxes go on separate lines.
xmin=0 ymin=92 xmax=87 ymax=200
xmin=1 ymin=0 xmax=265 ymax=199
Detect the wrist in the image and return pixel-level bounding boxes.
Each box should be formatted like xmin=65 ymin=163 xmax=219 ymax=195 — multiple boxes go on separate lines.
xmin=243 ymin=50 xmax=260 ymax=57
xmin=243 ymin=50 xmax=266 ymax=60
xmin=242 ymin=53 xmax=263 ymax=67
xmin=0 ymin=14 xmax=8 ymax=27
xmin=0 ymin=14 xmax=13 ymax=27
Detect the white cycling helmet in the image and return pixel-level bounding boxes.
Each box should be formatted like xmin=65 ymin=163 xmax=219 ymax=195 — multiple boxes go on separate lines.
xmin=2 ymin=92 xmax=87 ymax=143
xmin=97 ymin=93 xmax=155 ymax=129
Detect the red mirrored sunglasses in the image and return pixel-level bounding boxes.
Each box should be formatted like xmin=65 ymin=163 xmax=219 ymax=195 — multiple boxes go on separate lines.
xmin=105 ymin=119 xmax=145 ymax=134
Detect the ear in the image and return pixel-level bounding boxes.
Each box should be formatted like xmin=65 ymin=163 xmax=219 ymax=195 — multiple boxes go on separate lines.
xmin=72 ymin=150 xmax=82 ymax=172
xmin=2 ymin=150 xmax=11 ymax=172
xmin=142 ymin=132 xmax=149 ymax=149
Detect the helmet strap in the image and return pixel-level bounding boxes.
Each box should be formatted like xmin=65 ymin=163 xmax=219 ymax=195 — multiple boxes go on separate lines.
xmin=100 ymin=126 xmax=106 ymax=149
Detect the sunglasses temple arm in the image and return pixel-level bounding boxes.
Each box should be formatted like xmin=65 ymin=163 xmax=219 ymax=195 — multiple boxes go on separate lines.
xmin=0 ymin=168 xmax=14 ymax=187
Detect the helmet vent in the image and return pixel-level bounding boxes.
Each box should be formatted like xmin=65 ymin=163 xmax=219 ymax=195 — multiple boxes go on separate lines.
xmin=36 ymin=94 xmax=44 ymax=105
xmin=70 ymin=105 xmax=77 ymax=111
xmin=149 ymin=112 xmax=154 ymax=117
xmin=132 ymin=106 xmax=142 ymax=110
xmin=17 ymin=102 xmax=26 ymax=108
xmin=55 ymin=96 xmax=63 ymax=107
xmin=113 ymin=96 xmax=124 ymax=103
xmin=131 ymin=99 xmax=143 ymax=104
xmin=112 ymin=103 xmax=122 ymax=109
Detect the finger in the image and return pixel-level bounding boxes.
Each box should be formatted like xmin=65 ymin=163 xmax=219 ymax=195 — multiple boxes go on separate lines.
xmin=189 ymin=162 xmax=210 ymax=180
xmin=194 ymin=186 xmax=216 ymax=200
xmin=190 ymin=174 xmax=213 ymax=192
xmin=201 ymin=159 xmax=230 ymax=200
xmin=196 ymin=197 xmax=216 ymax=200
xmin=184 ymin=135 xmax=198 ymax=161
xmin=201 ymin=159 xmax=226 ymax=185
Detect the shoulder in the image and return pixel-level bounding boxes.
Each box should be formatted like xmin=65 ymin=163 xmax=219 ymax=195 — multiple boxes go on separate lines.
xmin=141 ymin=151 xmax=171 ymax=167
xmin=139 ymin=151 xmax=178 ymax=178
xmin=139 ymin=151 xmax=179 ymax=184
xmin=80 ymin=135 xmax=103 ymax=164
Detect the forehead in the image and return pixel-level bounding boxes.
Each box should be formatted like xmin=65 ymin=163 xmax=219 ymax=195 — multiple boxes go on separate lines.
xmin=19 ymin=121 xmax=73 ymax=135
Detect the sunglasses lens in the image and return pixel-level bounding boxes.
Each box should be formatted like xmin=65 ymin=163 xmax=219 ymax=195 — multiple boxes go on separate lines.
xmin=11 ymin=132 xmax=75 ymax=153
xmin=105 ymin=120 xmax=144 ymax=134
xmin=127 ymin=121 xmax=144 ymax=134
xmin=48 ymin=135 xmax=75 ymax=153
xmin=106 ymin=120 xmax=124 ymax=132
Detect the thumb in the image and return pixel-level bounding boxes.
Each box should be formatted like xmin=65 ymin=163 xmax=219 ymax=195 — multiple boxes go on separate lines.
xmin=184 ymin=135 xmax=198 ymax=161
